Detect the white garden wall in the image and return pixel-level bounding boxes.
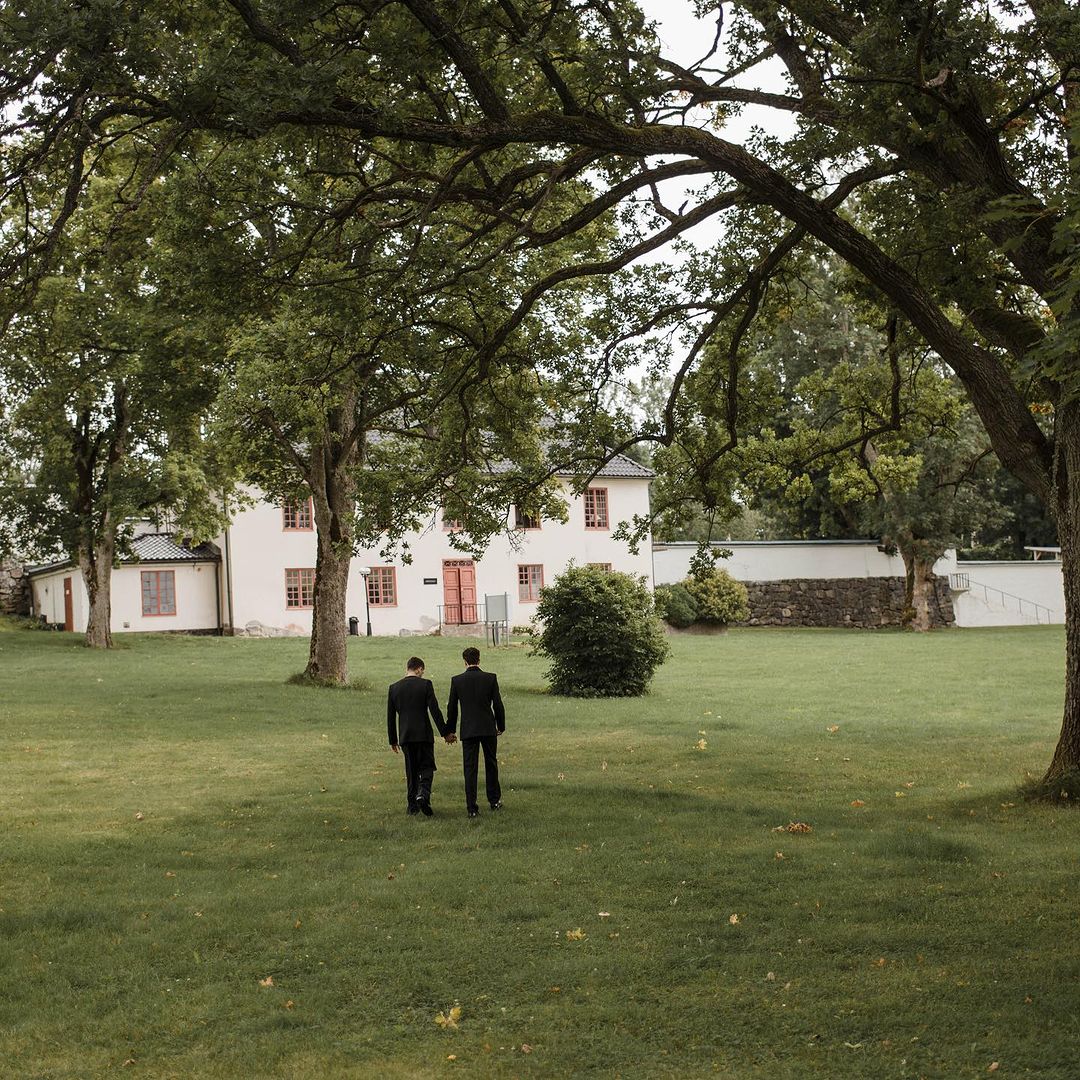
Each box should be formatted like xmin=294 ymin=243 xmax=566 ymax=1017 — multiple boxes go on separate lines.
xmin=951 ymin=561 xmax=1065 ymax=626
xmin=652 ymin=540 xmax=954 ymax=583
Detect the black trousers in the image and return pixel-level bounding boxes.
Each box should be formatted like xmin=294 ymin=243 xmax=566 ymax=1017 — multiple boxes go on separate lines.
xmin=461 ymin=735 xmax=501 ymax=811
xmin=401 ymin=742 xmax=436 ymax=808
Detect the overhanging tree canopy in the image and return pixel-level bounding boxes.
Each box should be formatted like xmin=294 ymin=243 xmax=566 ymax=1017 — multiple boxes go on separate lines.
xmin=1 ymin=0 xmax=1077 ymax=781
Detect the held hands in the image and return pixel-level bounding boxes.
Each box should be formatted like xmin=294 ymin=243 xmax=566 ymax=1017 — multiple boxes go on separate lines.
xmin=444 ymin=733 xmax=458 ymax=745
xmin=390 ymin=744 xmax=400 ymax=754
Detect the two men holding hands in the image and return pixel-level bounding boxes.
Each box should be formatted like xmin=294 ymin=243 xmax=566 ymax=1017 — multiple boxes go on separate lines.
xmin=386 ymin=647 xmax=505 ymax=818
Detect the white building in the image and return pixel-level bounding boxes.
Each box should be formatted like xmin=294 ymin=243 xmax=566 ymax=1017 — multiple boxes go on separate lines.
xmin=29 ymin=534 xmax=222 ymax=634
xmin=29 ymin=455 xmax=656 ymax=637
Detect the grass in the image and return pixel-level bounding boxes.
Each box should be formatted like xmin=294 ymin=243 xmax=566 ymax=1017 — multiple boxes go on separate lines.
xmin=0 ymin=624 xmax=1077 ymax=1079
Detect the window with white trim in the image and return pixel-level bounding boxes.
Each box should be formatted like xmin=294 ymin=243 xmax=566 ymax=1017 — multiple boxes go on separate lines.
xmin=367 ymin=566 xmax=397 ymax=606
xmin=584 ymin=487 xmax=609 ymax=529
xmin=518 ymin=563 xmax=543 ymax=601
xmin=141 ymin=570 xmax=176 ymax=616
xmin=514 ymin=506 xmax=541 ymax=530
xmin=282 ymin=498 xmax=313 ymax=530
xmin=285 ymin=567 xmax=315 ymax=608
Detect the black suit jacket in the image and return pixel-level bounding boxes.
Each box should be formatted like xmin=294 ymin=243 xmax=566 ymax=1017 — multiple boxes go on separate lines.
xmin=387 ymin=676 xmax=448 ymax=745
xmin=447 ymin=667 xmax=506 ymax=740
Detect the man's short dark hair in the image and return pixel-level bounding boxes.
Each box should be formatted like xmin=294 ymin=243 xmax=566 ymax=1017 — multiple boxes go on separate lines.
xmin=462 ymin=647 xmax=481 ymax=665
xmin=406 ymin=656 xmax=425 ymax=671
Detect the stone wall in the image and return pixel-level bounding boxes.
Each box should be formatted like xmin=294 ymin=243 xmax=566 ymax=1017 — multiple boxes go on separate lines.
xmin=741 ymin=576 xmax=955 ymax=629
xmin=0 ymin=562 xmax=30 ymax=616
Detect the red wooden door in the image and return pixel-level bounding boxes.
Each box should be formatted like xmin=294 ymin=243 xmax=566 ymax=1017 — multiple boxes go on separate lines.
xmin=63 ymin=576 xmax=74 ymax=632
xmin=442 ymin=560 xmax=477 ymax=624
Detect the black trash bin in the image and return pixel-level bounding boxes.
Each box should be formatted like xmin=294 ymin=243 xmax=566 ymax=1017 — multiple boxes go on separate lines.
xmin=348 ymin=616 xmax=360 ymax=636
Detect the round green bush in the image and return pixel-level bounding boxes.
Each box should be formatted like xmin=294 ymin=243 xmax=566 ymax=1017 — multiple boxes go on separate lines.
xmin=653 ymin=583 xmax=699 ymax=629
xmin=533 ymin=565 xmax=670 ymax=696
xmin=683 ymin=568 xmax=750 ymax=625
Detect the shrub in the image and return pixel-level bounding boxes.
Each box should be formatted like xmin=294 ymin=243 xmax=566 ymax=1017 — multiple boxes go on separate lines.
xmin=533 ymin=565 xmax=670 ymax=697
xmin=684 ymin=568 xmax=750 ymax=625
xmin=653 ymin=583 xmax=699 ymax=629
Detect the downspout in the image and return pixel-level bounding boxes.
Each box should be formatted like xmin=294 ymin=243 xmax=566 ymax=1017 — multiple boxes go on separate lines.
xmin=223 ymin=493 xmax=235 ymax=634
xmin=214 ymin=557 xmax=223 ymax=635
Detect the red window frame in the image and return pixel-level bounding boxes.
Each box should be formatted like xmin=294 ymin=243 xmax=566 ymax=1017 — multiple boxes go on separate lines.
xmin=285 ymin=567 xmax=315 ymax=609
xmin=282 ymin=497 xmax=314 ymax=531
xmin=514 ymin=506 xmax=542 ymax=530
xmin=367 ymin=566 xmax=397 ymax=607
xmin=517 ymin=563 xmax=543 ymax=602
xmin=584 ymin=487 xmax=609 ymax=530
xmin=141 ymin=570 xmax=177 ymax=616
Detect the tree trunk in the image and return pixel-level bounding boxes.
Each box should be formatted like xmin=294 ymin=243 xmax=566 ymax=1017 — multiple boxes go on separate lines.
xmin=1044 ymin=398 xmax=1080 ymax=782
xmin=306 ymin=530 xmax=352 ymax=684
xmin=80 ymin=536 xmax=115 ymax=649
xmin=304 ymin=411 xmax=360 ymax=685
xmin=899 ymin=546 xmax=937 ymax=632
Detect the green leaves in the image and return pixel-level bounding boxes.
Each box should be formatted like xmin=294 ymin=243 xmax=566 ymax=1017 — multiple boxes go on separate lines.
xmin=533 ymin=564 xmax=669 ymax=697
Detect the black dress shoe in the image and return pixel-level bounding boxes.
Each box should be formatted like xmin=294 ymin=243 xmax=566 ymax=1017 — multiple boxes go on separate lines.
xmin=418 ymin=800 xmax=434 ymax=817
xmin=489 ymin=801 xmax=503 ymax=811
xmin=467 ymin=808 xmax=479 ymax=818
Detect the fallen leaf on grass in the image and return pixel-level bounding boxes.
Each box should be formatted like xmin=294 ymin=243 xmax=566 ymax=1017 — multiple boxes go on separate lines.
xmin=520 ymin=1044 xmax=533 ymax=1054
xmin=134 ymin=812 xmax=145 ymax=821
xmin=284 ymin=1000 xmax=295 ymax=1010
xmin=988 ymin=1064 xmax=999 ymax=1073
xmin=694 ymin=739 xmax=707 ymax=751
xmin=598 ymin=911 xmax=610 ymax=918
xmin=958 ymin=781 xmax=971 ymax=789
xmin=873 ymin=957 xmax=887 ymax=968
xmin=765 ymin=971 xmax=775 ymax=981
xmin=774 ymin=851 xmax=784 ymax=860
xmin=435 ymin=1005 xmax=462 ymax=1030
xmin=850 ymin=800 xmax=866 ymax=808
xmin=447 ymin=1054 xmax=457 ymax=1061
xmin=565 ymin=928 xmax=586 ymax=941
xmin=826 ymin=725 xmax=839 ymax=734
xmin=729 ymin=914 xmax=740 ymax=925
xmin=259 ymin=976 xmax=274 ymax=988
xmin=773 ymin=822 xmax=813 ymax=833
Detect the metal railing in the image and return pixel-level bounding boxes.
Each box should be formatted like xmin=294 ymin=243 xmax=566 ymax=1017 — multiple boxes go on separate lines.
xmin=965 ymin=577 xmax=1059 ymax=624
xmin=438 ymin=602 xmax=485 ymax=628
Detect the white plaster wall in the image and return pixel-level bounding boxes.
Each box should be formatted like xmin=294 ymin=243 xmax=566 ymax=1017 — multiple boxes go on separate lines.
xmin=31 ymin=568 xmax=79 ymax=628
xmin=223 ymin=497 xmax=318 ymax=634
xmin=653 ymin=541 xmax=955 ymax=583
xmin=32 ymin=563 xmax=218 ymax=633
xmin=110 ymin=562 xmax=220 ymax=632
xmin=220 ymin=478 xmax=654 ymax=636
xmin=952 ymin=561 xmax=1065 ymax=626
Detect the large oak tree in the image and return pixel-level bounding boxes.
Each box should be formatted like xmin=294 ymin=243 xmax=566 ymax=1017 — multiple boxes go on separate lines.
xmin=1 ymin=0 xmax=1077 ymax=781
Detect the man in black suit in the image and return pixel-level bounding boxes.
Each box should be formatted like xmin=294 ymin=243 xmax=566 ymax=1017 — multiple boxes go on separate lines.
xmin=387 ymin=656 xmax=455 ymax=816
xmin=447 ymin=646 xmax=505 ymax=818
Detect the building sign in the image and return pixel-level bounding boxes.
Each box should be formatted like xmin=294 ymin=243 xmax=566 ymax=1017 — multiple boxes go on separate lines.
xmin=423 ymin=577 xmax=438 ymax=585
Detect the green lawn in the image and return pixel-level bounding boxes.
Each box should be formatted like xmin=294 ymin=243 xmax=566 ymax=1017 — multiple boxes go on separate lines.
xmin=0 ymin=625 xmax=1076 ymax=1079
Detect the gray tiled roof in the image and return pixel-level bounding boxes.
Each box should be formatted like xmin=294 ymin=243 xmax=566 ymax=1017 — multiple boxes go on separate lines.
xmin=491 ymin=449 xmax=655 ymax=479
xmin=124 ymin=534 xmax=219 ymax=563
xmin=27 ymin=534 xmax=219 ymax=576
xmin=581 ymin=452 xmax=654 ymax=479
